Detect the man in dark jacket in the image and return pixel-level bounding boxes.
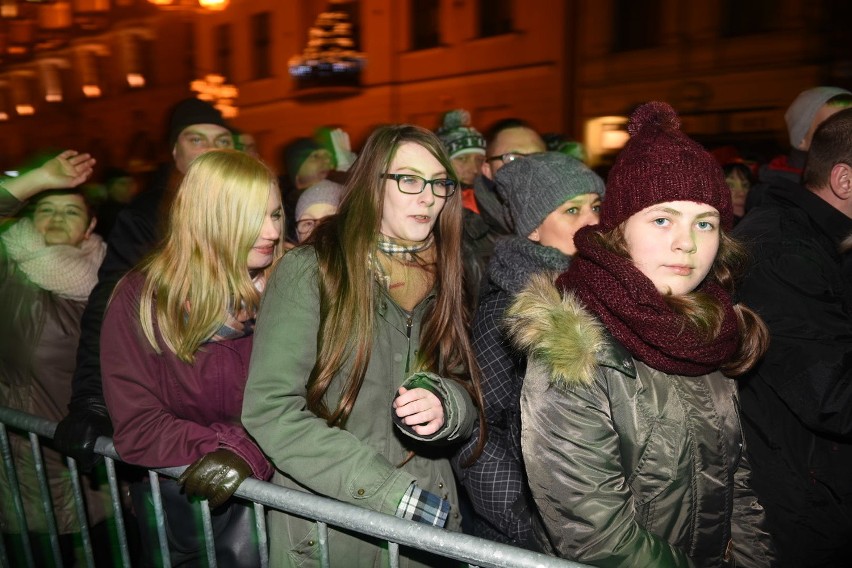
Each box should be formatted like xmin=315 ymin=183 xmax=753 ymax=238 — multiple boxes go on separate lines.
xmin=746 ymin=86 xmax=851 ymax=213
xmin=54 ymin=98 xmax=234 ymax=469
xmin=734 ymin=107 xmax=852 ymax=567
xmin=463 ymin=118 xmax=546 ymax=306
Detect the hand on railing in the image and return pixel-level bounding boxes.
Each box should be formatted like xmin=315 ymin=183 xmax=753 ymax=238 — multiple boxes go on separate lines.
xmin=177 ymin=448 xmax=252 ymax=508
xmin=54 ymin=399 xmax=113 ymax=473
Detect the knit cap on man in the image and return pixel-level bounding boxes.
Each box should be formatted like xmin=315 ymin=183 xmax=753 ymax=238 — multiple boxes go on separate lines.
xmin=785 ymin=86 xmax=852 ymax=148
xmin=601 ymin=101 xmax=733 ymax=231
xmin=435 ymin=109 xmax=486 ymax=159
xmin=494 ymin=152 xmax=605 ymax=238
xmin=168 ymin=98 xmax=230 ymax=147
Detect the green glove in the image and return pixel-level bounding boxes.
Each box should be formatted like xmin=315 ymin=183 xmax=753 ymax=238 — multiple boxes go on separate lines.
xmin=177 ymin=449 xmax=252 ymax=508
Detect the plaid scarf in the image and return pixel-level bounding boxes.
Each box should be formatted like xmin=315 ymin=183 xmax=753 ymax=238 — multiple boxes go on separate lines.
xmin=556 ymin=226 xmax=739 ymax=376
xmin=374 ymin=234 xmax=437 ymax=311
xmin=203 ymin=275 xmax=266 ymax=343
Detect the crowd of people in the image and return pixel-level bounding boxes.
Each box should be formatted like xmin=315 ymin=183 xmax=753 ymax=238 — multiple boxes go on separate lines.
xmin=1 ymin=85 xmax=852 ymax=567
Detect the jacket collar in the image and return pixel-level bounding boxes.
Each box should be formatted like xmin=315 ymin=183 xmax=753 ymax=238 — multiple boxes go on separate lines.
xmin=505 ymin=273 xmax=635 ymax=389
xmin=767 ymin=179 xmax=852 ymax=246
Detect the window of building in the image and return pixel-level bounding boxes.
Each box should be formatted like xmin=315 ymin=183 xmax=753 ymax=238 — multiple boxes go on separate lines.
xmin=411 ymin=0 xmax=439 ymax=50
xmin=251 ymin=12 xmax=271 ymax=79
xmin=215 ymin=23 xmax=232 ymax=79
xmin=478 ymin=0 xmax=513 ymax=38
xmin=612 ymin=0 xmax=660 ymax=52
xmin=720 ymin=0 xmax=778 ymax=37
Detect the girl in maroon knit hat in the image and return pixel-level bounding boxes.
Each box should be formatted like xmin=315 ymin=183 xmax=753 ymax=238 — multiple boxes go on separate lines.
xmin=506 ymin=102 xmax=776 ymax=567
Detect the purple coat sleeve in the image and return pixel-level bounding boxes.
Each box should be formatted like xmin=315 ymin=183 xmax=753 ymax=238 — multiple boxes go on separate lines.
xmin=101 ymin=274 xmax=273 ymax=480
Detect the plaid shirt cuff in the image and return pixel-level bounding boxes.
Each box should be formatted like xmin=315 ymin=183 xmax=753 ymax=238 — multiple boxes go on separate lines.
xmin=395 ymin=484 xmax=449 ymax=528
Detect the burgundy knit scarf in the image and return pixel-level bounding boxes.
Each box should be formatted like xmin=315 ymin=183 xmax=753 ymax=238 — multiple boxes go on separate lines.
xmin=557 ymin=227 xmax=739 ymax=376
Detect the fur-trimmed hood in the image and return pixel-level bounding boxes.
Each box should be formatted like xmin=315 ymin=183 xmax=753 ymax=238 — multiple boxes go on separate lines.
xmin=505 ymin=273 xmax=631 ymax=389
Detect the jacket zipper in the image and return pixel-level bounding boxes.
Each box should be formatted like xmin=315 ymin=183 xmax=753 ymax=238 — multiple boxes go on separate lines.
xmin=404 ymin=313 xmax=413 ymax=374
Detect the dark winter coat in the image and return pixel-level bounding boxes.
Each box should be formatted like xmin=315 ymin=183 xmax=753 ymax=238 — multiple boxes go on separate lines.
xmin=734 ymin=178 xmax=852 ymax=566
xmin=509 ymin=275 xmax=776 ymax=568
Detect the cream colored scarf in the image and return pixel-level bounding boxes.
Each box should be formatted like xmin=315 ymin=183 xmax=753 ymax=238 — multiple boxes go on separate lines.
xmin=1 ymin=217 xmax=106 ymax=301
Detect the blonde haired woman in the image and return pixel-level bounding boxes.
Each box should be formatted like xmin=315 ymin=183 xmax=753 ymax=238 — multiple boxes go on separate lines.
xmin=101 ymin=149 xmax=283 ymax=567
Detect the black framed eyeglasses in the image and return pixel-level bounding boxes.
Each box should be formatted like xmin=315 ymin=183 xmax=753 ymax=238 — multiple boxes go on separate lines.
xmin=484 ymin=152 xmax=537 ymax=164
xmin=380 ymin=173 xmax=457 ymax=198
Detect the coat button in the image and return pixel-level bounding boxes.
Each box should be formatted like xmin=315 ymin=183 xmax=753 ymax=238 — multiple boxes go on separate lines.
xmin=438 ymin=482 xmax=444 ymax=489
xmin=308 ymin=540 xmax=315 ymax=547
xmin=357 ymin=488 xmax=365 ymax=496
xmin=394 ymin=353 xmax=403 ymax=362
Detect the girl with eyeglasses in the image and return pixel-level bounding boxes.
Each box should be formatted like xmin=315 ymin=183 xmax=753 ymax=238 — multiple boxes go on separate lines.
xmin=243 ymin=124 xmax=486 ymax=567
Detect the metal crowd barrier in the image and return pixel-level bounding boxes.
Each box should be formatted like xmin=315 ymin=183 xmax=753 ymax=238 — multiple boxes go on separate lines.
xmin=0 ymin=406 xmax=590 ymax=568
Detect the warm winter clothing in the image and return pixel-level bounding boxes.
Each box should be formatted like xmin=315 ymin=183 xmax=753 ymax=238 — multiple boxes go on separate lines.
xmin=435 ymin=109 xmax=486 ymax=159
xmin=601 ymin=101 xmax=734 ymax=231
xmin=508 ymin=275 xmax=776 ymax=567
xmin=0 ymin=187 xmax=110 ymax=536
xmin=734 ymin=178 xmax=852 ymax=566
xmin=101 ymin=271 xmax=273 ymax=479
xmin=784 ymin=86 xmax=851 ymax=148
xmin=242 ymin=246 xmax=476 ymax=568
xmin=453 ymin=237 xmax=571 ymax=548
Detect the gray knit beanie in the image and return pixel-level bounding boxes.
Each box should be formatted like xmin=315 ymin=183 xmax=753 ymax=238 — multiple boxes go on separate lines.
xmin=295 ymin=179 xmax=344 ymax=221
xmin=785 ymin=86 xmax=851 ymax=147
xmin=494 ymin=152 xmax=605 ymax=237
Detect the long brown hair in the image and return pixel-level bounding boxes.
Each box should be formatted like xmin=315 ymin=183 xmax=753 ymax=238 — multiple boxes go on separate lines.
xmin=594 ymin=226 xmax=768 ymax=376
xmin=305 ymin=124 xmax=486 ymax=459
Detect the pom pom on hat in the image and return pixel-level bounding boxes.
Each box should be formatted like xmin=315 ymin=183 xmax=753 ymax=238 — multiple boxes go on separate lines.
xmin=600 ymin=101 xmax=733 ymax=231
xmin=435 ymin=109 xmax=486 ymax=159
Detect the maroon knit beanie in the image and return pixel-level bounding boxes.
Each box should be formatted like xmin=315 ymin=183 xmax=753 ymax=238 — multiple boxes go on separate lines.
xmin=600 ymin=101 xmax=734 ymax=231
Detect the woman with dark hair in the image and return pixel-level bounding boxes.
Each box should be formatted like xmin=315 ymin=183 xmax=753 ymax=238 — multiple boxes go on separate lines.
xmin=243 ymin=124 xmax=485 ymax=567
xmin=509 ymin=103 xmax=776 ymax=567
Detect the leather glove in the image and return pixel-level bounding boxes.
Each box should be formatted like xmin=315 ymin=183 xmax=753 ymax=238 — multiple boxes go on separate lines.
xmin=177 ymin=449 xmax=252 ymax=509
xmin=53 ymin=400 xmax=113 ymax=473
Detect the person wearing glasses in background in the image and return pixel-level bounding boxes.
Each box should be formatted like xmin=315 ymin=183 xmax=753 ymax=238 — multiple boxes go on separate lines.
xmin=242 ymin=124 xmax=486 ymax=567
xmin=294 ymin=179 xmax=344 ymax=243
xmin=463 ymin=118 xmax=547 ymax=307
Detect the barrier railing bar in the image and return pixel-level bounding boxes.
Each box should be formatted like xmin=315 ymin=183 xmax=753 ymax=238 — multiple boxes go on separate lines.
xmin=27 ymin=432 xmax=64 ymax=567
xmin=104 ymin=456 xmax=132 ymax=568
xmin=66 ymin=455 xmax=95 ymax=568
xmin=1 ymin=406 xmax=589 ymax=568
xmin=389 ymin=541 xmax=400 ymax=568
xmin=200 ymin=500 xmax=218 ymax=568
xmin=253 ymin=501 xmax=269 ymax=568
xmin=148 ymin=470 xmax=172 ymax=567
xmin=316 ymin=520 xmax=330 ymax=568
xmin=0 ymin=423 xmax=34 ymax=568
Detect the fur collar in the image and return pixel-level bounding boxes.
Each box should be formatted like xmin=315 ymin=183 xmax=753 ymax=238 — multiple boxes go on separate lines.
xmin=505 ymin=273 xmax=634 ymax=389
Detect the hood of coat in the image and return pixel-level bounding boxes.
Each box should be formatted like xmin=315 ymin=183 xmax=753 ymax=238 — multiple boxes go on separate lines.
xmin=505 ymin=272 xmax=611 ymax=389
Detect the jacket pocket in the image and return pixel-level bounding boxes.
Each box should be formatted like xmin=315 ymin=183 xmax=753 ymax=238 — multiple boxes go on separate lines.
xmin=627 ymin=416 xmax=685 ymax=505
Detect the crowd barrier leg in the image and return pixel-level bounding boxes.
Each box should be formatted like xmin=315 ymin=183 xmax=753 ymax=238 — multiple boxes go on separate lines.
xmin=0 ymin=423 xmax=34 ymax=568
xmin=104 ymin=456 xmax=132 ymax=567
xmin=66 ymin=455 xmax=95 ymax=567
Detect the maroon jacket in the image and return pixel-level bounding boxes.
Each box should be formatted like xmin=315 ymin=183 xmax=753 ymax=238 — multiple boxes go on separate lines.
xmin=101 ymin=271 xmax=273 ymax=480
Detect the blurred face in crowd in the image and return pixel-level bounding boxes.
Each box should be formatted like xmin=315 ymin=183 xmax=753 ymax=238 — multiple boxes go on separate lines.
xmin=451 ymin=153 xmax=485 ymax=186
xmin=247 ymin=189 xmax=283 ymax=271
xmin=296 ymin=149 xmax=334 ymax=190
xmin=381 ymin=142 xmax=449 ymax=242
xmin=237 ymin=133 xmax=259 ymax=158
xmin=33 ymin=193 xmax=96 ymax=247
xmin=725 ymin=167 xmax=751 ymax=218
xmin=172 ymin=124 xmax=234 ymax=173
xmin=529 ymin=193 xmax=601 ymax=256
xmin=482 ymin=126 xmax=547 ymax=180
xmin=107 ymin=175 xmax=139 ymax=204
xmin=296 ymin=202 xmax=338 ymax=242
xmin=623 ymin=200 xmax=720 ymax=296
